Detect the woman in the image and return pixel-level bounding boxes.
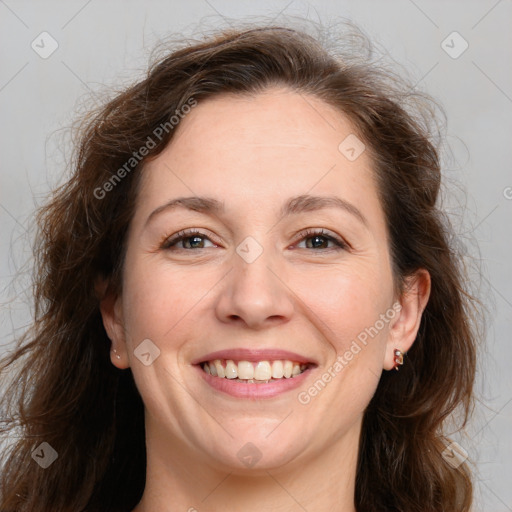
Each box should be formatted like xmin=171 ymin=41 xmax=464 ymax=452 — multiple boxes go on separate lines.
xmin=0 ymin=24 xmax=479 ymax=511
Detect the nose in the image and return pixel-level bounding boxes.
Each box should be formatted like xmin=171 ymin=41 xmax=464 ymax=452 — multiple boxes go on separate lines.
xmin=214 ymin=240 xmax=295 ymax=330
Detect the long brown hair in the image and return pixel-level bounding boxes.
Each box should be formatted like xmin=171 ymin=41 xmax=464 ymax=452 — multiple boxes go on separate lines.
xmin=0 ymin=22 xmax=480 ymax=511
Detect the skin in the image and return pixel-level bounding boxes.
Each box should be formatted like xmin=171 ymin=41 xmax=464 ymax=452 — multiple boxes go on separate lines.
xmin=99 ymin=87 xmax=430 ymax=512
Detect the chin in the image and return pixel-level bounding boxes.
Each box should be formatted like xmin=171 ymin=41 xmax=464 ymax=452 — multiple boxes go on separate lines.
xmin=204 ymin=423 xmax=308 ymax=472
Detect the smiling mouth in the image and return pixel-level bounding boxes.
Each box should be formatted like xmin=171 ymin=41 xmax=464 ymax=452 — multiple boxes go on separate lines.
xmin=199 ymin=359 xmax=314 ymax=383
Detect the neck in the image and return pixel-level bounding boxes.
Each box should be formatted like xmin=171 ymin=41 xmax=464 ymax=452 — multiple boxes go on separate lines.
xmin=132 ymin=414 xmax=361 ymax=512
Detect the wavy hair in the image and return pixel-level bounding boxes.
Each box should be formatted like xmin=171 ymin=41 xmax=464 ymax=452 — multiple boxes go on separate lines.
xmin=0 ymin=22 xmax=479 ymax=511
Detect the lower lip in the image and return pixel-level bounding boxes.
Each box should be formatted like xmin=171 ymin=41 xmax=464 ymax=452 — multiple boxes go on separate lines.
xmin=194 ymin=364 xmax=315 ymax=399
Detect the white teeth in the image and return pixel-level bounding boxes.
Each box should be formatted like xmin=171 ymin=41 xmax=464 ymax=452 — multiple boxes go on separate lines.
xmin=272 ymin=360 xmax=284 ymax=378
xmin=283 ymin=360 xmax=293 ymax=378
xmin=201 ymin=358 xmax=310 ymax=381
xmin=254 ymin=361 xmax=272 ymax=381
xmin=237 ymin=361 xmax=254 ymax=380
xmin=225 ymin=360 xmax=238 ymax=379
xmin=214 ymin=359 xmax=225 ymax=378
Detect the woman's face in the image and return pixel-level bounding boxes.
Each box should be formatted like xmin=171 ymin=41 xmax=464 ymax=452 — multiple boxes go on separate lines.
xmin=103 ymin=88 xmax=424 ymax=473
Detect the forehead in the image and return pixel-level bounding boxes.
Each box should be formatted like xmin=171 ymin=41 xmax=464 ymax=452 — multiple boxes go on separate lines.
xmin=161 ymin=88 xmax=361 ymax=163
xmin=137 ymin=88 xmax=384 ymax=227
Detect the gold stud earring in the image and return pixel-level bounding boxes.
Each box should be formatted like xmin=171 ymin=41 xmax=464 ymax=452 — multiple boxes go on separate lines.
xmin=393 ymin=349 xmax=404 ymax=371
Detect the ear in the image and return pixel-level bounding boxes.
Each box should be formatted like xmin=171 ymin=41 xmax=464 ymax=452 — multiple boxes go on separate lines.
xmin=383 ymin=269 xmax=431 ymax=371
xmin=95 ymin=277 xmax=130 ymax=369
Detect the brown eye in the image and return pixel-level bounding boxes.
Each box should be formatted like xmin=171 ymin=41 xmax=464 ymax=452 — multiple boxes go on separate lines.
xmin=295 ymin=229 xmax=347 ymax=251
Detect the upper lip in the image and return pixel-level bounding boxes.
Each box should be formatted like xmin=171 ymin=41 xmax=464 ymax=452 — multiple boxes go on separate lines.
xmin=191 ymin=348 xmax=318 ymax=365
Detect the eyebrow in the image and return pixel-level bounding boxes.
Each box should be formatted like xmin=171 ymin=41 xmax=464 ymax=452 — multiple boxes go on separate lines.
xmin=145 ymin=194 xmax=368 ymax=227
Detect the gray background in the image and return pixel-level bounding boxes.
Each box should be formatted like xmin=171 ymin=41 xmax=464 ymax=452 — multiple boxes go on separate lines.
xmin=0 ymin=1 xmax=511 ymax=510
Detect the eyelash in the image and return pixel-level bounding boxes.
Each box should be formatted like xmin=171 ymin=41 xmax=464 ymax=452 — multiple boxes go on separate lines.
xmin=160 ymin=228 xmax=348 ymax=252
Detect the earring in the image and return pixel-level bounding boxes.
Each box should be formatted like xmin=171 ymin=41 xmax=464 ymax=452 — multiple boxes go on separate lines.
xmin=112 ymin=348 xmax=121 ymax=360
xmin=393 ymin=349 xmax=404 ymax=371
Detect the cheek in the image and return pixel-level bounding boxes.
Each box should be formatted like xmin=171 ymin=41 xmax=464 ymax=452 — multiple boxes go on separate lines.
xmin=293 ymin=262 xmax=393 ymax=349
xmin=120 ymin=256 xmax=197 ymax=346
xmin=120 ymin=251 xmax=229 ymax=353
xmin=297 ymin=267 xmax=394 ymax=420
